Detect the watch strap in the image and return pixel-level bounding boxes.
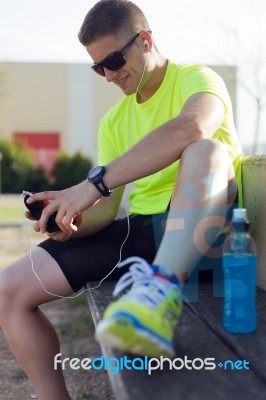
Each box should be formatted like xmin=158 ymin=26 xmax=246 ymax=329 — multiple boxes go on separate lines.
xmin=88 ymin=166 xmax=112 ymax=197
xmin=93 ymin=180 xmax=112 ymax=197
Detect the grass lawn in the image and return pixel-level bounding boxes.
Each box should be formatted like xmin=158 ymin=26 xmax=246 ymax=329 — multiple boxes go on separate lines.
xmin=0 ymin=204 xmax=22 ymax=222
xmin=0 ymin=195 xmax=22 ymax=222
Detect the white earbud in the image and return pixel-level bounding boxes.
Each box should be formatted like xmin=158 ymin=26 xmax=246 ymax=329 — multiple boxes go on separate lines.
xmin=143 ymin=39 xmax=149 ymax=50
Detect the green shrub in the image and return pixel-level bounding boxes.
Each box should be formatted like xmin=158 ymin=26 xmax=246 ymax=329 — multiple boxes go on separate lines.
xmin=50 ymin=151 xmax=93 ymax=190
xmin=25 ymin=165 xmax=49 ymax=193
xmin=0 ymin=140 xmax=32 ymax=193
xmin=0 ymin=140 xmax=93 ymax=193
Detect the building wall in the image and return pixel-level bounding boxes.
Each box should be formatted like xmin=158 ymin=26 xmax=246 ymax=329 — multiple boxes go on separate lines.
xmin=0 ymin=63 xmax=68 ymax=146
xmin=67 ymin=64 xmax=95 ymax=158
xmin=93 ymin=72 xmax=122 ymax=162
xmin=0 ymin=62 xmax=236 ymax=168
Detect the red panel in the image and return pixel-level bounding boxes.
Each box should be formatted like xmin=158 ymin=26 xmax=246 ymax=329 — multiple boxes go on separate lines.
xmin=13 ymin=132 xmax=60 ymax=171
xmin=14 ymin=132 xmax=60 ymax=149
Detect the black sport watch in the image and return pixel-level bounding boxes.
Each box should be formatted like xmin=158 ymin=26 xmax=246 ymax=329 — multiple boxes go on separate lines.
xmin=87 ymin=166 xmax=112 ymax=197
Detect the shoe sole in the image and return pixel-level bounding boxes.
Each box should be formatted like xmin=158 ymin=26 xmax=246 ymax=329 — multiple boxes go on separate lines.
xmin=95 ymin=315 xmax=174 ymax=358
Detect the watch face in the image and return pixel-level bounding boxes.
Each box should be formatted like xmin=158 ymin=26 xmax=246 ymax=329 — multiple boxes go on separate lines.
xmin=89 ymin=166 xmax=102 ymax=179
xmin=87 ymin=165 xmax=111 ymax=196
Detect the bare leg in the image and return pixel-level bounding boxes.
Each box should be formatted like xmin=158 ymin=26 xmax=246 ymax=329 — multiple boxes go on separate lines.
xmin=0 ymin=247 xmax=74 ymax=400
xmin=154 ymin=139 xmax=237 ymax=282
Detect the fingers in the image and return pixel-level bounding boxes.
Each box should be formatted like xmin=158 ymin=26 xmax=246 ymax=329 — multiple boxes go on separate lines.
xmin=24 ymin=212 xmax=41 ymax=232
xmin=24 ymin=212 xmax=41 ymax=233
xmin=33 ymin=222 xmax=41 ymax=232
xmin=74 ymin=213 xmax=83 ymax=228
xmin=39 ymin=201 xmax=78 ymax=234
xmin=25 ymin=181 xmax=99 ymax=233
xmin=26 ymin=191 xmax=58 ymax=203
xmin=25 ymin=211 xmax=35 ymax=221
xmin=48 ymin=214 xmax=83 ymax=240
xmin=28 ymin=190 xmax=68 ymax=233
xmin=37 ymin=187 xmax=82 ymax=233
xmin=25 ymin=195 xmax=81 ymax=235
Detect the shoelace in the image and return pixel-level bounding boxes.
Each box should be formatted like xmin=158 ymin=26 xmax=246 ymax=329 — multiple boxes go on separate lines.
xmin=113 ymin=257 xmax=178 ymax=309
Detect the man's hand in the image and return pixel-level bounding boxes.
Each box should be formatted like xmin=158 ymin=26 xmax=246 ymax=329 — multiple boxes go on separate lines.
xmin=26 ymin=212 xmax=83 ymax=241
xmin=26 ymin=180 xmax=101 ymax=234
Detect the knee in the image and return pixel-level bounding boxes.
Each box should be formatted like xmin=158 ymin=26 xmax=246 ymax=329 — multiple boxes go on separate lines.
xmin=181 ymin=138 xmax=228 ymax=164
xmin=182 ymin=139 xmax=227 ymax=158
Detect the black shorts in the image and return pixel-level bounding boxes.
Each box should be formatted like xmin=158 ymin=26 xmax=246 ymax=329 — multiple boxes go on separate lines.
xmin=38 ymin=215 xmax=160 ymax=292
xmin=38 ymin=198 xmax=238 ymax=293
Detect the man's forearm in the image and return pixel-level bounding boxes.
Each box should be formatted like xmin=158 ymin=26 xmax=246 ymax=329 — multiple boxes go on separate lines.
xmin=104 ymin=116 xmax=199 ymax=190
xmin=72 ymin=186 xmax=125 ymax=237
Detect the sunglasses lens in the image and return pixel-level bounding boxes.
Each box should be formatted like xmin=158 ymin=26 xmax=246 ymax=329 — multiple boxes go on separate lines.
xmin=91 ymin=64 xmax=105 ymax=76
xmin=92 ymin=52 xmax=126 ymax=76
xmin=104 ymin=52 xmax=126 ymax=71
xmin=91 ymin=33 xmax=140 ymax=76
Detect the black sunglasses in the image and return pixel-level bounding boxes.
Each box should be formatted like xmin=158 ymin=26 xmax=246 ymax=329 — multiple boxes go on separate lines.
xmin=91 ymin=33 xmax=140 ymax=77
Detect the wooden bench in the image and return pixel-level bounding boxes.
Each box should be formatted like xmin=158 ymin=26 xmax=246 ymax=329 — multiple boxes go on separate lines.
xmin=86 ymin=155 xmax=266 ymax=400
xmin=242 ymin=155 xmax=266 ymax=290
xmin=87 ymin=281 xmax=266 ymax=400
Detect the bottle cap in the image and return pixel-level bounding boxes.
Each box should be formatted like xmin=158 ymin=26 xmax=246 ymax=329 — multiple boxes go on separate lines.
xmin=232 ymin=208 xmax=247 ymax=221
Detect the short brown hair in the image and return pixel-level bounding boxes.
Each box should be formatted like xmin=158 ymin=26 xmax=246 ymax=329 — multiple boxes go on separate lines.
xmin=78 ymin=0 xmax=150 ymax=46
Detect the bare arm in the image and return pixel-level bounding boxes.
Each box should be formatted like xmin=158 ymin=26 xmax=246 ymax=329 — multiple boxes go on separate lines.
xmin=72 ymin=186 xmax=125 ymax=237
xmin=104 ymin=92 xmax=225 ymax=188
xmin=28 ymin=92 xmax=225 ymax=233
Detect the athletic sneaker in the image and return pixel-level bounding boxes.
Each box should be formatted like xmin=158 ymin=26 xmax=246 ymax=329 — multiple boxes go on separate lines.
xmin=95 ymin=257 xmax=182 ymax=358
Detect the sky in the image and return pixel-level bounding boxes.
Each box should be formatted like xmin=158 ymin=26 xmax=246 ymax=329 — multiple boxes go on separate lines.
xmin=0 ymin=0 xmax=266 ymax=148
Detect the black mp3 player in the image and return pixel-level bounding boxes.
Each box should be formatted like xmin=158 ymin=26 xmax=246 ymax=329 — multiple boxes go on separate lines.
xmin=23 ymin=192 xmax=60 ymax=233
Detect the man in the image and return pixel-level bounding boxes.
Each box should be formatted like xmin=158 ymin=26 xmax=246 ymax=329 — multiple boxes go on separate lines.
xmin=0 ymin=0 xmax=242 ymax=399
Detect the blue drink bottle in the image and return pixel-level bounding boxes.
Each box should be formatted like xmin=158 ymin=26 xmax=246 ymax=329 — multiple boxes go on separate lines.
xmin=222 ymin=208 xmax=257 ymax=333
